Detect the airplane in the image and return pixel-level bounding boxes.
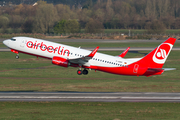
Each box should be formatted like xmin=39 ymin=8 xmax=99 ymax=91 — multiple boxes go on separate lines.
xmin=3 ymin=37 xmax=176 ymax=77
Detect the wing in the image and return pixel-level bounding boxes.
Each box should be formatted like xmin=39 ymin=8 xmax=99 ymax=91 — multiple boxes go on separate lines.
xmin=69 ymin=46 xmax=99 ymax=64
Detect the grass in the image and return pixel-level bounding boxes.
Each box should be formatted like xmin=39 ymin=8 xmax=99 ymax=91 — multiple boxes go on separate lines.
xmin=0 ymin=50 xmax=179 ymax=92
xmin=80 ymin=29 xmax=180 ymax=34
xmin=0 ymin=102 xmax=180 ymax=120
xmin=105 ymin=29 xmax=180 ymax=34
xmin=104 ymin=29 xmax=146 ymax=34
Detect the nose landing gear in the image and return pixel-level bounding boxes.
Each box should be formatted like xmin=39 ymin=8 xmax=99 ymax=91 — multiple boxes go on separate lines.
xmin=15 ymin=54 xmax=19 ymax=59
xmin=11 ymin=49 xmax=19 ymax=59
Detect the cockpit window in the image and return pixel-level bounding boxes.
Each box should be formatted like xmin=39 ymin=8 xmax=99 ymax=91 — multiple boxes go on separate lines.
xmin=10 ymin=38 xmax=16 ymax=41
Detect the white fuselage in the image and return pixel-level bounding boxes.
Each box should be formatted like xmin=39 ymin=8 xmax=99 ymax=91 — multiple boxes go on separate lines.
xmin=3 ymin=37 xmax=139 ymax=68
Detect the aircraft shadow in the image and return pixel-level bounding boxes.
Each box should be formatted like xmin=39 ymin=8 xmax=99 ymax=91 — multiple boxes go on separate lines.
xmin=129 ymin=51 xmax=148 ymax=56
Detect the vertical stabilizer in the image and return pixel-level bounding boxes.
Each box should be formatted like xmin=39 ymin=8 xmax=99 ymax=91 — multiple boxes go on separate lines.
xmin=137 ymin=37 xmax=176 ymax=69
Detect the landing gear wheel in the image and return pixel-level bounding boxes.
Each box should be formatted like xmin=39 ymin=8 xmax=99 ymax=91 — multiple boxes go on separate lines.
xmin=82 ymin=69 xmax=88 ymax=75
xmin=77 ymin=70 xmax=82 ymax=75
xmin=15 ymin=55 xmax=19 ymax=59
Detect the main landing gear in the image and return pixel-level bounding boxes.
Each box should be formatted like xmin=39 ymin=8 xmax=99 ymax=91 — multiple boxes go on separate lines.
xmin=77 ymin=69 xmax=88 ymax=75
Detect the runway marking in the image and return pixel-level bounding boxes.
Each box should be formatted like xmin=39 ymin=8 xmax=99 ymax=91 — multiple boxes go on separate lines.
xmin=122 ymin=97 xmax=180 ymax=100
xmin=0 ymin=96 xmax=119 ymax=99
xmin=1 ymin=92 xmax=180 ymax=102
xmin=1 ymin=96 xmax=180 ymax=100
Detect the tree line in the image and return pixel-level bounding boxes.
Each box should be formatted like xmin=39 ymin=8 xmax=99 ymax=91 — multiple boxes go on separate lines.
xmin=0 ymin=0 xmax=180 ymax=34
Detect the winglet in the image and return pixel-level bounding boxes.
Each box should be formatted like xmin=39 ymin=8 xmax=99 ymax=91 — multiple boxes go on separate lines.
xmin=118 ymin=47 xmax=130 ymax=58
xmin=88 ymin=46 xmax=99 ymax=58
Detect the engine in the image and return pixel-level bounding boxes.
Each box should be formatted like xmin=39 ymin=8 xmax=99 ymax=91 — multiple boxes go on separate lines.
xmin=52 ymin=56 xmax=69 ymax=67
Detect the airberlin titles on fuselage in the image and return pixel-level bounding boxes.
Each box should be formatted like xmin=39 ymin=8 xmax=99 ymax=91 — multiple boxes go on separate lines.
xmin=26 ymin=41 xmax=70 ymax=56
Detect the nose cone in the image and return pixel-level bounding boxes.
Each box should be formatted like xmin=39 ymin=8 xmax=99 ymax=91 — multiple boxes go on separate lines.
xmin=3 ymin=40 xmax=9 ymax=46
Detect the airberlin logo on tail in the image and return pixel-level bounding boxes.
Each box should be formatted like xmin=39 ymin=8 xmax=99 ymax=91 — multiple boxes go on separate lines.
xmin=153 ymin=43 xmax=172 ymax=64
xmin=156 ymin=49 xmax=167 ymax=59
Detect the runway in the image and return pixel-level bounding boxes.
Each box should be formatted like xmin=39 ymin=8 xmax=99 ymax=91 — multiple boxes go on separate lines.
xmin=0 ymin=92 xmax=180 ymax=102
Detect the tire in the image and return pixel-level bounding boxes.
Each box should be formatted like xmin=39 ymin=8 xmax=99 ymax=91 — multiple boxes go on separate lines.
xmin=15 ymin=55 xmax=19 ymax=59
xmin=77 ymin=70 xmax=82 ymax=75
xmin=82 ymin=69 xmax=88 ymax=75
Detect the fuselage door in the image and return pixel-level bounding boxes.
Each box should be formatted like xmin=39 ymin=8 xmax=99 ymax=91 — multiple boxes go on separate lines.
xmin=133 ymin=64 xmax=139 ymax=73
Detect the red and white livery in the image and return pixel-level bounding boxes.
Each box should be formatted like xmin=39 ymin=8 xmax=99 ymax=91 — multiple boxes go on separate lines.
xmin=3 ymin=37 xmax=176 ymax=76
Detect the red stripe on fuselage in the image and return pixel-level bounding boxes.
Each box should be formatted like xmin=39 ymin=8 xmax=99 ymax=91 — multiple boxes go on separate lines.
xmin=11 ymin=48 xmax=52 ymax=60
xmin=84 ymin=64 xmax=147 ymax=76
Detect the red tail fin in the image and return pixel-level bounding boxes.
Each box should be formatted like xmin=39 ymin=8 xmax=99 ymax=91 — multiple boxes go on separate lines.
xmin=137 ymin=37 xmax=176 ymax=68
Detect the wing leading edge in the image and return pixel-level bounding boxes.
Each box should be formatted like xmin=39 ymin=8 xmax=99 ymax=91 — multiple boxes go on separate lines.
xmin=69 ymin=46 xmax=99 ymax=64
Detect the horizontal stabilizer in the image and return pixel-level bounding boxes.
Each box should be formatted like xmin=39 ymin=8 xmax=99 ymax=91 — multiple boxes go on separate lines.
xmin=162 ymin=68 xmax=176 ymax=71
xmin=147 ymin=68 xmax=176 ymax=72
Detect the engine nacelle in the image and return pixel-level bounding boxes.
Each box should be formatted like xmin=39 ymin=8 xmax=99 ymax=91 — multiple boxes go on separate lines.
xmin=52 ymin=56 xmax=69 ymax=67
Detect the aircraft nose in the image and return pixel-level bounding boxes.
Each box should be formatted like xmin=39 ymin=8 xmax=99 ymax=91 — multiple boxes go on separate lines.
xmin=3 ymin=39 xmax=9 ymax=46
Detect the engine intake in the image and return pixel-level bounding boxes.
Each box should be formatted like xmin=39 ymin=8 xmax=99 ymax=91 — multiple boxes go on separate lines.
xmin=52 ymin=56 xmax=69 ymax=67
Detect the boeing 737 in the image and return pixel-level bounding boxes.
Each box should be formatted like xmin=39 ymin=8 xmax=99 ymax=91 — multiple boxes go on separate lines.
xmin=3 ymin=37 xmax=176 ymax=77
